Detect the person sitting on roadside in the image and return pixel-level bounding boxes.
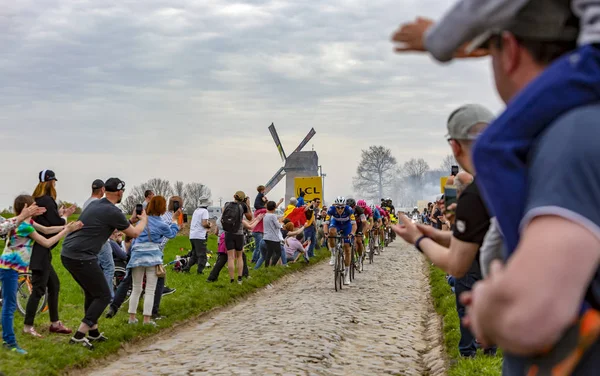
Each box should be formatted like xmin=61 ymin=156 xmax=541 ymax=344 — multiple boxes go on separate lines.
xmin=284 ymin=233 xmax=310 ymax=264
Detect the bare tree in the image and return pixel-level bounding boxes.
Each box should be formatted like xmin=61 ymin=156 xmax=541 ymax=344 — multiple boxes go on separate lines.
xmin=402 ymin=158 xmax=430 ymax=186
xmin=439 ymin=154 xmax=459 ymax=174
xmin=120 ymin=183 xmax=149 ymax=214
xmin=173 ymin=181 xmax=185 ymax=198
xmin=146 ymin=178 xmax=173 ymax=197
xmin=353 ymin=146 xmax=397 ymax=201
xmin=184 ymin=183 xmax=212 ymax=213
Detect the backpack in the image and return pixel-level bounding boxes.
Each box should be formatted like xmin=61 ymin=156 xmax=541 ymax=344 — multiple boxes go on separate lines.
xmin=221 ymin=202 xmax=242 ymax=233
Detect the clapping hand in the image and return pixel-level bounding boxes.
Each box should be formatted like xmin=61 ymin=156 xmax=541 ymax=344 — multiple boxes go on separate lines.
xmin=19 ymin=203 xmax=46 ymax=221
xmin=66 ymin=221 xmax=84 ymax=233
xmin=392 ymin=213 xmax=423 ymax=244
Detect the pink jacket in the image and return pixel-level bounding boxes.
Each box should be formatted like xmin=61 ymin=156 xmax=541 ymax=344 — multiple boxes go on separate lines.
xmin=218 ymin=233 xmax=227 ymax=254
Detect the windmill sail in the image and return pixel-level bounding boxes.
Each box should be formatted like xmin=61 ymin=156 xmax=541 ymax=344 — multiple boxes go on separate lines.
xmin=293 ymin=128 xmax=316 ymax=153
xmin=264 ymin=167 xmax=286 ymax=195
xmin=268 ymin=123 xmax=287 ymax=162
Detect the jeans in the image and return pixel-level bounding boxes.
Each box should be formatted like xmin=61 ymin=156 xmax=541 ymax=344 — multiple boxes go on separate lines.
xmin=251 ymin=232 xmax=263 ymax=263
xmin=304 ymin=226 xmax=316 ymax=257
xmin=129 ymin=266 xmax=159 ymax=317
xmin=24 ymin=264 xmax=60 ymax=326
xmin=187 ymin=238 xmax=208 ymax=274
xmin=97 ymin=241 xmax=115 ymax=298
xmin=111 ymin=269 xmax=132 ymax=311
xmin=280 ymin=244 xmax=287 ymax=265
xmin=61 ymin=256 xmax=112 ymax=327
xmin=254 ymin=241 xmax=268 ymax=269
xmin=0 ymin=269 xmax=18 ymax=345
xmin=454 ymin=271 xmax=495 ymax=357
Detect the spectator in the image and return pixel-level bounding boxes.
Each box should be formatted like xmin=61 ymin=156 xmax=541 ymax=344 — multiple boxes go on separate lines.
xmin=430 ymin=197 xmax=444 ymax=230
xmin=454 ymin=4 xmax=600 ymax=373
xmin=109 ymin=230 xmax=128 ymax=263
xmin=254 ymin=185 xmax=267 ymax=210
xmin=455 ymin=171 xmax=474 ymax=197
xmin=0 ymin=195 xmax=81 ymax=354
xmin=263 ymin=201 xmax=283 ymax=267
xmin=303 ymin=199 xmax=320 ymax=258
xmin=142 ymin=190 xmax=154 ymax=210
xmin=285 ymin=233 xmax=309 ymax=264
xmin=24 ymin=170 xmax=76 ymax=338
xmin=296 ymin=190 xmax=306 ymax=207
xmin=222 ymin=191 xmax=252 ymax=284
xmin=0 ymin=204 xmax=46 ymax=237
xmin=127 ymin=196 xmax=179 ymax=326
xmin=184 ymin=196 xmax=211 ymax=274
xmin=82 ymin=179 xmax=115 ymax=299
xmin=207 ymin=231 xmax=228 ymax=282
xmin=61 ymin=178 xmax=148 ymax=349
xmin=393 ymin=104 xmax=496 ymax=358
xmin=251 ymin=198 xmax=282 ymax=263
xmin=284 ymin=198 xmax=297 ymax=217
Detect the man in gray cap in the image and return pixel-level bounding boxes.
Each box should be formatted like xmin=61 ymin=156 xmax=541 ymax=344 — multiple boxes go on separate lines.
xmin=393 ymin=103 xmax=496 ymax=358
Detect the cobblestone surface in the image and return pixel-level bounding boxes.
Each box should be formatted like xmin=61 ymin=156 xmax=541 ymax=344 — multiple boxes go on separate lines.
xmin=87 ymin=241 xmax=446 ymax=376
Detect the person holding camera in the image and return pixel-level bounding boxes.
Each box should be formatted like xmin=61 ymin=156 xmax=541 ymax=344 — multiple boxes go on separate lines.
xmin=221 ymin=191 xmax=252 ymax=284
xmin=393 ymin=104 xmax=496 ymax=358
xmin=127 ymin=196 xmax=179 ymax=327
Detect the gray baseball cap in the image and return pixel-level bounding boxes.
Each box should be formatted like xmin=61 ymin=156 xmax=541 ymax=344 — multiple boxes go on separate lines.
xmin=446 ymin=104 xmax=495 ymax=140
xmin=467 ymin=0 xmax=579 ymax=53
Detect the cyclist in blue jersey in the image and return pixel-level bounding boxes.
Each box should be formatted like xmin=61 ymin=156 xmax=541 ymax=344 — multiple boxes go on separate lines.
xmin=323 ymin=197 xmax=356 ymax=285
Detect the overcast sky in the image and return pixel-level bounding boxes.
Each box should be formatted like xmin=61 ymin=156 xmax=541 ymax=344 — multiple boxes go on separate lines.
xmin=0 ymin=0 xmax=503 ymax=210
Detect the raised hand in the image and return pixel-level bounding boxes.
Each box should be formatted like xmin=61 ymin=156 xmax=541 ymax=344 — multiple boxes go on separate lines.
xmin=391 ymin=17 xmax=433 ymax=53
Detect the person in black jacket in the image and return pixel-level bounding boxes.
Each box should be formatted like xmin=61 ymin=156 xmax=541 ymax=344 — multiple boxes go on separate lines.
xmin=23 ymin=170 xmax=77 ymax=338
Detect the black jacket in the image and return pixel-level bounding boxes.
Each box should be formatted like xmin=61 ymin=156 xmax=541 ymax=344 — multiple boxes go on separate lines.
xmin=30 ymin=195 xmax=66 ymax=270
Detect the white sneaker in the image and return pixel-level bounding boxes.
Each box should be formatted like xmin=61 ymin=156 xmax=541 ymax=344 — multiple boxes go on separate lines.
xmin=329 ymin=254 xmax=335 ymax=265
xmin=344 ymin=272 xmax=351 ymax=285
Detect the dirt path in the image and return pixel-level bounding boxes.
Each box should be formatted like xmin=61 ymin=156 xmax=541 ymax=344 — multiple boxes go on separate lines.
xmin=86 ymin=241 xmax=446 ymax=376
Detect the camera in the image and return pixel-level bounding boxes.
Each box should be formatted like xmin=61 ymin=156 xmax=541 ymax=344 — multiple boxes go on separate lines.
xmin=135 ymin=204 xmax=143 ymax=216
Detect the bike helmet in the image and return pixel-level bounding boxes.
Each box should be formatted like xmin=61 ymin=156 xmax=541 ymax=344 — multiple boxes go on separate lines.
xmin=334 ymin=196 xmax=346 ymax=206
xmin=357 ymin=199 xmax=367 ymax=208
xmin=346 ymin=198 xmax=356 ymax=207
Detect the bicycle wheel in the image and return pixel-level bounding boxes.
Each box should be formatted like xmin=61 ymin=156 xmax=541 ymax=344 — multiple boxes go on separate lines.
xmin=16 ymin=274 xmax=47 ymax=316
xmin=337 ymin=245 xmax=344 ymax=291
xmin=350 ymin=244 xmax=356 ymax=281
xmin=334 ymin=245 xmax=340 ymax=291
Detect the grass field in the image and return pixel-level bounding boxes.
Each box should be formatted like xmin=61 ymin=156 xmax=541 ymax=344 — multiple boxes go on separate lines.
xmin=0 ymin=234 xmax=328 ymax=376
xmin=428 ymin=265 xmax=502 ymax=376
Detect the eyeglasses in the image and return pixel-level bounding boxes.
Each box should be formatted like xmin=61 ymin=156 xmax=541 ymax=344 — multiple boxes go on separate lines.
xmin=335 ymin=206 xmax=344 ymax=210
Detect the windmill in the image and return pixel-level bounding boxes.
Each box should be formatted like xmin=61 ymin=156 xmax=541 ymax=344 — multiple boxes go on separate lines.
xmin=264 ymin=123 xmax=318 ymax=202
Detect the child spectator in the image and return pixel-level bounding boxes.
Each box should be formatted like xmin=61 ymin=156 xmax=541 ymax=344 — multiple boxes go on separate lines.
xmin=0 ymin=195 xmax=81 ymax=354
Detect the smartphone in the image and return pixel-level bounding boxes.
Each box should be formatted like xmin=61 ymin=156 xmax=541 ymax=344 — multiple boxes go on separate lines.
xmin=451 ymin=165 xmax=459 ymax=176
xmin=173 ymin=201 xmax=180 ymax=212
xmin=135 ymin=204 xmax=143 ymax=216
xmin=183 ymin=214 xmax=188 ymax=223
xmin=444 ymin=186 xmax=458 ymax=209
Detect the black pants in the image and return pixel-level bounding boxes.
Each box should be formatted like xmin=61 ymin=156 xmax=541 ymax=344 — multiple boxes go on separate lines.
xmin=264 ymin=240 xmax=281 ymax=267
xmin=61 ymin=256 xmax=112 ymax=327
xmin=186 ymin=238 xmax=208 ymax=274
xmin=24 ymin=264 xmax=60 ymax=326
xmin=454 ymin=271 xmax=484 ymax=357
xmin=207 ymin=253 xmax=228 ymax=282
xmin=111 ymin=270 xmax=164 ymax=316
xmin=207 ymin=253 xmax=248 ymax=282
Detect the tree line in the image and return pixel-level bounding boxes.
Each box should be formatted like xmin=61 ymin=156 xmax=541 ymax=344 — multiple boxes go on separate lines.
xmin=353 ymin=145 xmax=458 ymax=208
xmin=120 ymin=178 xmax=212 ymax=214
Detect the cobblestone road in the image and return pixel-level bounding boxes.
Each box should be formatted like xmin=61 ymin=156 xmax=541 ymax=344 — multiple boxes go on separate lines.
xmin=87 ymin=241 xmax=446 ymax=376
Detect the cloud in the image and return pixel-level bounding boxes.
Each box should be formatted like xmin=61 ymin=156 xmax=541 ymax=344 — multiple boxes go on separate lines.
xmin=0 ymin=0 xmax=503 ymax=208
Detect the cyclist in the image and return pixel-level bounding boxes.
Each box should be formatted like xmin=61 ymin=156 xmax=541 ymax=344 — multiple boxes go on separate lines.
xmin=370 ymin=204 xmax=383 ymax=254
xmin=381 ymin=198 xmax=397 ymax=241
xmin=346 ymin=198 xmax=366 ymax=272
xmin=323 ymin=197 xmax=356 ymax=285
xmin=377 ymin=204 xmax=390 ymax=248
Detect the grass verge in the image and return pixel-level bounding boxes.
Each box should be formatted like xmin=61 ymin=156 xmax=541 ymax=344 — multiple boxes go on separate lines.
xmin=428 ymin=265 xmax=502 ymax=376
xmin=0 ymin=235 xmax=328 ymax=376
